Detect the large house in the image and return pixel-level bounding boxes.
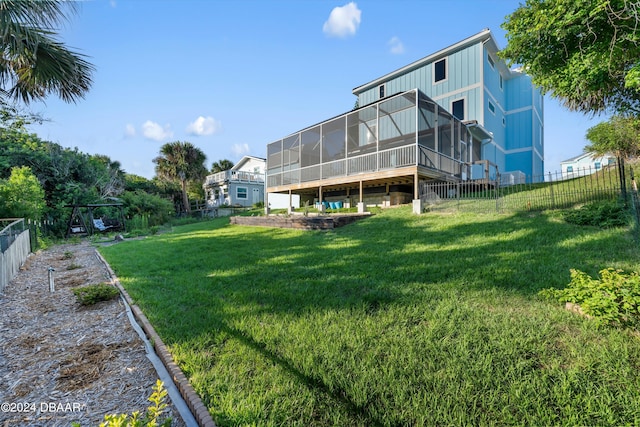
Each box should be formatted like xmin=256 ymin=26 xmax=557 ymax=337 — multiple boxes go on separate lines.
xmin=266 ymin=29 xmax=543 ymax=213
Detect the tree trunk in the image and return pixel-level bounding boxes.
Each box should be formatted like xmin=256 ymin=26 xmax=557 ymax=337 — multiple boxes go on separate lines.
xmin=181 ymin=179 xmax=191 ymax=213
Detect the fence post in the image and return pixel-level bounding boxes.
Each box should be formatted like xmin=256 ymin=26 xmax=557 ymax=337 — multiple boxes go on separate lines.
xmin=548 ymin=172 xmax=555 ymax=209
xmin=618 ymin=157 xmax=627 ymax=202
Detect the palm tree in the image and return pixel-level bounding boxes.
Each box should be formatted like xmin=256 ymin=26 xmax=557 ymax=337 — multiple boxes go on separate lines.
xmin=153 ymin=141 xmax=207 ymax=214
xmin=210 ymin=159 xmax=234 ymax=173
xmin=0 ymin=0 xmax=94 ymax=104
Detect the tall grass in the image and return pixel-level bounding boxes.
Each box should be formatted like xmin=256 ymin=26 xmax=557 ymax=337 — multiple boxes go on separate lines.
xmin=99 ymin=207 xmax=640 ymax=426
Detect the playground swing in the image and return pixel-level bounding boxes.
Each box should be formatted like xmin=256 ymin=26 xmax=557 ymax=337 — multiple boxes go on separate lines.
xmin=65 ymin=203 xmax=125 ymax=237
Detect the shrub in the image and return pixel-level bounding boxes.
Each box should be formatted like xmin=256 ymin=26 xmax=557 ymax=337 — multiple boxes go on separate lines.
xmin=72 ymin=283 xmax=120 ymax=306
xmin=539 ymin=268 xmax=640 ymax=328
xmin=71 ymin=380 xmax=172 ymax=427
xmin=563 ymin=200 xmax=630 ymax=228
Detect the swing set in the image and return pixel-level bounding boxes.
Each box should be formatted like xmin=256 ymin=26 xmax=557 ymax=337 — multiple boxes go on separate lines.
xmin=65 ymin=203 xmax=125 ymax=237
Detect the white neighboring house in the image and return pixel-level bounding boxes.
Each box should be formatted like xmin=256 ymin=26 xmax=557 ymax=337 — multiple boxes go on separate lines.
xmin=203 ymin=155 xmax=300 ymax=209
xmin=560 ymin=152 xmax=616 ymax=180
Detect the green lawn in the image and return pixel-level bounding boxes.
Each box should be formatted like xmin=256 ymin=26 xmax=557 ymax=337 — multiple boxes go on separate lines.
xmin=99 ymin=206 xmax=640 ymax=426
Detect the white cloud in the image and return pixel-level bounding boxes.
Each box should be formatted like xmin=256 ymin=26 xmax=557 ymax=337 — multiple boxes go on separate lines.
xmin=142 ymin=120 xmax=173 ymax=141
xmin=323 ymin=2 xmax=361 ymax=38
xmin=186 ymin=116 xmax=221 ymax=136
xmin=231 ymin=143 xmax=250 ymax=157
xmin=388 ymin=36 xmax=405 ymax=55
xmin=124 ymin=123 xmax=136 ymax=137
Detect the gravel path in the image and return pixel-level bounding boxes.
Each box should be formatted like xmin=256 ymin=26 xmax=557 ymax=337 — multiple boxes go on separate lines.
xmin=0 ymin=240 xmax=186 ymax=426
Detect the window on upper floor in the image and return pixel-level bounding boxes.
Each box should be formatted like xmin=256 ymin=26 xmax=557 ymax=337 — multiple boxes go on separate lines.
xmin=488 ymin=54 xmax=495 ymax=69
xmin=379 ymin=84 xmax=385 ymax=99
xmin=434 ymin=58 xmax=447 ymax=83
xmin=499 ymin=74 xmax=503 ymax=90
xmin=452 ymin=99 xmax=464 ymax=120
xmin=488 ymin=101 xmax=496 ymax=115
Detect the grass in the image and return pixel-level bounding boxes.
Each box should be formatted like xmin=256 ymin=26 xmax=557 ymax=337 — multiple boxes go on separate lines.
xmin=99 ymin=206 xmax=640 ymax=426
xmin=429 ymin=166 xmax=625 ymax=214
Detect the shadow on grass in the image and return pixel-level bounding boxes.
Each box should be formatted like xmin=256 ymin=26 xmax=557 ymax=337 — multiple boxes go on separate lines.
xmin=99 ymin=208 xmax=640 ymax=425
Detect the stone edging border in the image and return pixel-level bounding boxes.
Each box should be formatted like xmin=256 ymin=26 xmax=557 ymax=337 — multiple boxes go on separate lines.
xmin=95 ymin=250 xmax=217 ymax=427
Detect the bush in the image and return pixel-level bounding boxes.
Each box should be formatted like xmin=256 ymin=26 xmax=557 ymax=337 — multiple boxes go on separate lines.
xmin=99 ymin=380 xmax=171 ymax=427
xmin=539 ymin=268 xmax=640 ymax=328
xmin=72 ymin=283 xmax=120 ymax=306
xmin=121 ymin=190 xmax=175 ymax=227
xmin=563 ymin=200 xmax=630 ymax=228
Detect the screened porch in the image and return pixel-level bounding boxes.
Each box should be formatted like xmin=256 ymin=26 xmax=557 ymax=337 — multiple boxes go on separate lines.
xmin=266 ymin=89 xmax=487 ymax=205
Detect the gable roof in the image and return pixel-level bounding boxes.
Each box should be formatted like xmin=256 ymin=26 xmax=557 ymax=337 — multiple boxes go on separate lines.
xmin=231 ymin=155 xmax=266 ymax=171
xmin=560 ymin=152 xmax=615 ymax=164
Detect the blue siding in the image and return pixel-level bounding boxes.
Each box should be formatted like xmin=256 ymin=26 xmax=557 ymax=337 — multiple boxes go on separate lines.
xmin=434 ymin=87 xmax=481 ymax=122
xmin=505 ymin=111 xmax=532 ymax=151
xmin=505 ymin=74 xmax=533 ymax=111
xmin=357 ymin=43 xmax=482 ymax=106
xmin=483 ymin=48 xmax=506 ymax=112
xmin=506 ymin=151 xmax=533 ymax=176
xmin=354 ymin=32 xmax=543 ymax=180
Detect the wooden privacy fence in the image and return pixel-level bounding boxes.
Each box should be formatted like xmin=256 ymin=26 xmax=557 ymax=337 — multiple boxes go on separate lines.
xmin=0 ymin=219 xmax=31 ymax=294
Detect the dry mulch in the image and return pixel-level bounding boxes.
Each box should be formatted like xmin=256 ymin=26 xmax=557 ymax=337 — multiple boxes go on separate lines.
xmin=0 ymin=240 xmax=186 ymax=426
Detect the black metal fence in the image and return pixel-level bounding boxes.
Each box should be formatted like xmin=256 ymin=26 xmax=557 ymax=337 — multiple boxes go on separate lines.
xmin=420 ymin=164 xmax=631 ymax=214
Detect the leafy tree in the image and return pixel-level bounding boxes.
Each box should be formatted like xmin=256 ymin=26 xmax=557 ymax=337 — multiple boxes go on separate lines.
xmin=120 ymin=190 xmax=174 ymax=227
xmin=153 ymin=141 xmax=207 ymax=213
xmin=501 ymin=0 xmax=640 ymax=114
xmin=584 ymin=114 xmax=639 ymax=199
xmin=210 ymin=159 xmax=234 ymax=173
xmin=0 ymin=165 xmax=45 ymax=220
xmin=585 ymin=115 xmax=640 ymax=160
xmin=0 ymin=0 xmax=94 ymax=105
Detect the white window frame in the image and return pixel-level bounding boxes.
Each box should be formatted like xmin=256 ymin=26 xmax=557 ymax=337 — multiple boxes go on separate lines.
xmin=451 ymin=97 xmax=466 ymax=121
xmin=433 ymin=58 xmax=447 ymax=84
xmin=236 ymin=186 xmax=248 ymax=199
xmin=488 ymin=101 xmax=496 ymax=115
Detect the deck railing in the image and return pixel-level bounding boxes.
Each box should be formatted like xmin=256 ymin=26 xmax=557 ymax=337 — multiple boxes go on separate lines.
xmin=268 ymin=144 xmax=465 ymax=188
xmin=204 ymin=170 xmax=264 ymax=187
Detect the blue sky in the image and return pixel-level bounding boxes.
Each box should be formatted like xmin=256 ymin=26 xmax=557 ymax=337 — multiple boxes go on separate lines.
xmin=28 ymin=0 xmax=604 ymax=179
